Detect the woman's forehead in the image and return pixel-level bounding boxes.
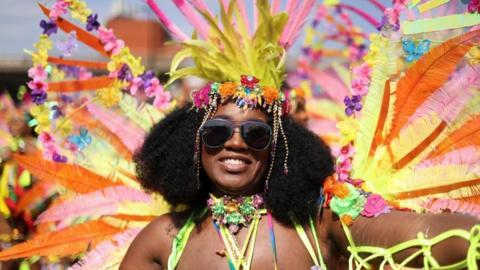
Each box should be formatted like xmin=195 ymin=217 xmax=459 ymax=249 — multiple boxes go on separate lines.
xmin=213 ymin=103 xmax=268 ymax=122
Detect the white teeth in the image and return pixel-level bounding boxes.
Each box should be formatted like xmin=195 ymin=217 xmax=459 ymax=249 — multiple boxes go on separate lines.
xmin=224 ymin=158 xmax=246 ymax=165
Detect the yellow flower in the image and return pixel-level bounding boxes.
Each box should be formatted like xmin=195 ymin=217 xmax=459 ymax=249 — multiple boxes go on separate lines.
xmin=69 ymin=0 xmax=92 ymax=23
xmin=96 ymin=81 xmax=124 ymax=107
xmin=30 ymin=105 xmax=51 ymax=133
xmin=34 ymin=35 xmax=53 ymax=51
xmin=50 ymin=67 xmax=65 ymax=82
xmin=467 ymin=46 xmax=480 ymax=65
xmin=32 ymin=50 xmax=49 ymax=67
xmin=363 ymin=33 xmax=387 ymax=65
xmin=336 ymin=117 xmax=359 ymax=145
xmin=107 ymin=47 xmax=145 ymax=76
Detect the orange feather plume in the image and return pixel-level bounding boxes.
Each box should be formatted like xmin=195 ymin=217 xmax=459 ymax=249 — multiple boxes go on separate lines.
xmin=0 ymin=220 xmax=123 ymax=260
xmin=47 ymin=76 xmax=114 ymax=92
xmin=15 ymin=181 xmax=55 ymax=215
xmin=38 ymin=3 xmax=109 ymax=57
xmin=12 ymin=152 xmax=120 ymax=194
xmin=384 ymin=29 xmax=480 ymax=145
xmin=427 ymin=114 xmax=480 ymax=159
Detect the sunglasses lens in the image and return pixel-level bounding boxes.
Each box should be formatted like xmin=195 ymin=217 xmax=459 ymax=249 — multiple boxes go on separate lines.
xmin=201 ymin=120 xmax=232 ymax=148
xmin=242 ymin=122 xmax=272 ymax=150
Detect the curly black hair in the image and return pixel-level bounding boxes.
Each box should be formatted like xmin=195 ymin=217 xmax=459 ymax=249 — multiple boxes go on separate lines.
xmin=134 ymin=103 xmax=334 ymax=225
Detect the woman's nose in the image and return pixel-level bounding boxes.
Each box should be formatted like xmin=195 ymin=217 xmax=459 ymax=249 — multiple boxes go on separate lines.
xmin=224 ymin=128 xmax=248 ymax=150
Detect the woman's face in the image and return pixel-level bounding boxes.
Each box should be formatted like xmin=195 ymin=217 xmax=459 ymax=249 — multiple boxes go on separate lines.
xmin=201 ymin=102 xmax=270 ymax=195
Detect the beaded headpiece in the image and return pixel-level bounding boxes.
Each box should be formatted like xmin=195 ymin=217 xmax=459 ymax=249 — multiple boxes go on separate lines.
xmin=147 ymin=0 xmax=315 ymax=189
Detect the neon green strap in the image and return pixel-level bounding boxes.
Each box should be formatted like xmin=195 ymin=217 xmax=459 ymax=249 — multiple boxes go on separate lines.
xmin=342 ymin=224 xmax=480 ymax=270
xmin=168 ymin=209 xmax=208 ymax=270
xmin=291 ymin=215 xmax=327 ymax=269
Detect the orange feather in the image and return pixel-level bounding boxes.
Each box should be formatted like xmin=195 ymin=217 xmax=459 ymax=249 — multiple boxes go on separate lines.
xmin=48 ymin=76 xmax=114 ymax=92
xmin=369 ymin=80 xmax=391 ymax=157
xmin=427 ymin=115 xmax=480 ymax=159
xmin=12 ymin=152 xmax=120 ymax=194
xmin=38 ymin=4 xmax=109 ymax=57
xmin=70 ymin=108 xmax=133 ymax=161
xmin=0 ymin=220 xmax=123 ymax=260
xmin=15 ymin=182 xmax=55 ymax=215
xmin=385 ymin=29 xmax=480 ymax=145
xmin=47 ymin=57 xmax=108 ymax=70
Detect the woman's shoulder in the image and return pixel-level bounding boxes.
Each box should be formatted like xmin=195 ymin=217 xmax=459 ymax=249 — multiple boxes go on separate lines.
xmin=122 ymin=211 xmax=192 ymax=263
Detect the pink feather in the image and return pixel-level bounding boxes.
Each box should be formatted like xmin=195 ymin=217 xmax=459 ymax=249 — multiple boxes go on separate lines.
xmin=423 ymin=198 xmax=480 ymax=217
xmin=188 ymin=0 xmax=214 ymax=17
xmin=280 ymin=0 xmax=316 ymax=49
xmin=271 ymin=0 xmax=281 ymax=14
xmin=173 ymin=0 xmax=209 ymax=39
xmin=408 ymin=65 xmax=480 ymax=124
xmin=236 ymin=1 xmax=250 ymax=35
xmin=279 ymin=0 xmax=300 ymax=47
xmin=87 ymin=103 xmax=146 ymax=153
xmin=253 ymin=0 xmax=259 ymax=35
xmin=312 ymin=69 xmax=350 ymax=103
xmin=68 ymin=228 xmax=141 ymax=270
xmin=145 ymin=0 xmax=188 ymax=41
xmin=36 ymin=186 xmax=152 ymax=224
xmin=417 ymin=146 xmax=480 ymax=169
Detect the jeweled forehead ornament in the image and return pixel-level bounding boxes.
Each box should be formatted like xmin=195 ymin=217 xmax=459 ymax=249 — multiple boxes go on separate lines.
xmin=192 ymin=75 xmax=289 ymax=191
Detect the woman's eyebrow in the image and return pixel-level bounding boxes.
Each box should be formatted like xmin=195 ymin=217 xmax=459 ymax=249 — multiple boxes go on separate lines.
xmin=211 ymin=115 xmax=231 ymax=120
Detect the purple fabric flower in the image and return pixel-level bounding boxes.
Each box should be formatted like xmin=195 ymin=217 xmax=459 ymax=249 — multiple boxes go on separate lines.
xmin=193 ymin=84 xmax=211 ymax=108
xmin=86 ymin=13 xmax=100 ymax=31
xmin=51 ymin=105 xmax=63 ymax=119
xmin=31 ymin=90 xmax=48 ymax=105
xmin=52 ymin=152 xmax=68 ymax=163
xmin=55 ymin=31 xmax=78 ymax=57
xmin=117 ymin=64 xmax=133 ymax=81
xmin=40 ymin=20 xmax=58 ymax=36
xmin=344 ymin=95 xmax=362 ymax=116
xmin=141 ymin=70 xmax=155 ymax=89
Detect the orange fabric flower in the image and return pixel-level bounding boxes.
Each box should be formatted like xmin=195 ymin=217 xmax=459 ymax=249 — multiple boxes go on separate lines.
xmin=340 ymin=215 xmax=353 ymax=226
xmin=323 ymin=176 xmax=335 ymax=193
xmin=293 ymin=87 xmax=305 ymax=98
xmin=263 ymin=86 xmax=279 ymax=104
xmin=219 ymin=82 xmax=237 ymax=98
xmin=333 ymin=183 xmax=350 ymax=199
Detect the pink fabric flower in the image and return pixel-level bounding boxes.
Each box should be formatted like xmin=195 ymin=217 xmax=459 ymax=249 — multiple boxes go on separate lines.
xmin=361 ymin=194 xmax=390 ymax=217
xmin=351 ymin=78 xmax=369 ymax=96
xmin=338 ymin=144 xmax=355 ymax=163
xmin=49 ymin=0 xmax=69 ymax=19
xmin=153 ymin=90 xmax=171 ymax=109
xmin=128 ymin=77 xmax=143 ymax=95
xmin=28 ymin=79 xmax=48 ymax=92
xmin=28 ymin=65 xmax=48 ymax=80
xmin=193 ymin=84 xmax=211 ymax=108
xmin=78 ymin=67 xmax=92 ymax=80
xmin=352 ymin=63 xmax=372 ymax=78
xmin=39 ymin=132 xmax=55 ymax=146
xmin=145 ymin=78 xmax=163 ymax=97
xmin=98 ymin=27 xmax=124 ymax=55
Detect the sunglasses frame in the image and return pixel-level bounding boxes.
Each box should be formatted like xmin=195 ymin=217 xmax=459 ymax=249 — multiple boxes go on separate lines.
xmin=200 ymin=118 xmax=272 ymax=151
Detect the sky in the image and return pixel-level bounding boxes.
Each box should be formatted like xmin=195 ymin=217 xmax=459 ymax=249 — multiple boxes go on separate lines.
xmin=0 ymin=0 xmax=387 ymax=61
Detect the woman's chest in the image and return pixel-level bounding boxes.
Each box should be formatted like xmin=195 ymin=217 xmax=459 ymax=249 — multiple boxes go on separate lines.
xmin=173 ymin=219 xmax=338 ymax=270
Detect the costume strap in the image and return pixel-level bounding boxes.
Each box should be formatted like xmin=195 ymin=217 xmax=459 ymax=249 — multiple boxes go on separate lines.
xmin=168 ymin=209 xmax=208 ymax=270
xmin=267 ymin=211 xmax=279 ymax=270
xmin=342 ymin=224 xmax=480 ymax=270
xmin=291 ymin=215 xmax=327 ymax=269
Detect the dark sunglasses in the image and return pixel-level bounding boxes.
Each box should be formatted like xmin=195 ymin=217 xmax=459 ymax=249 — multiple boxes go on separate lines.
xmin=200 ymin=118 xmax=272 ymax=151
